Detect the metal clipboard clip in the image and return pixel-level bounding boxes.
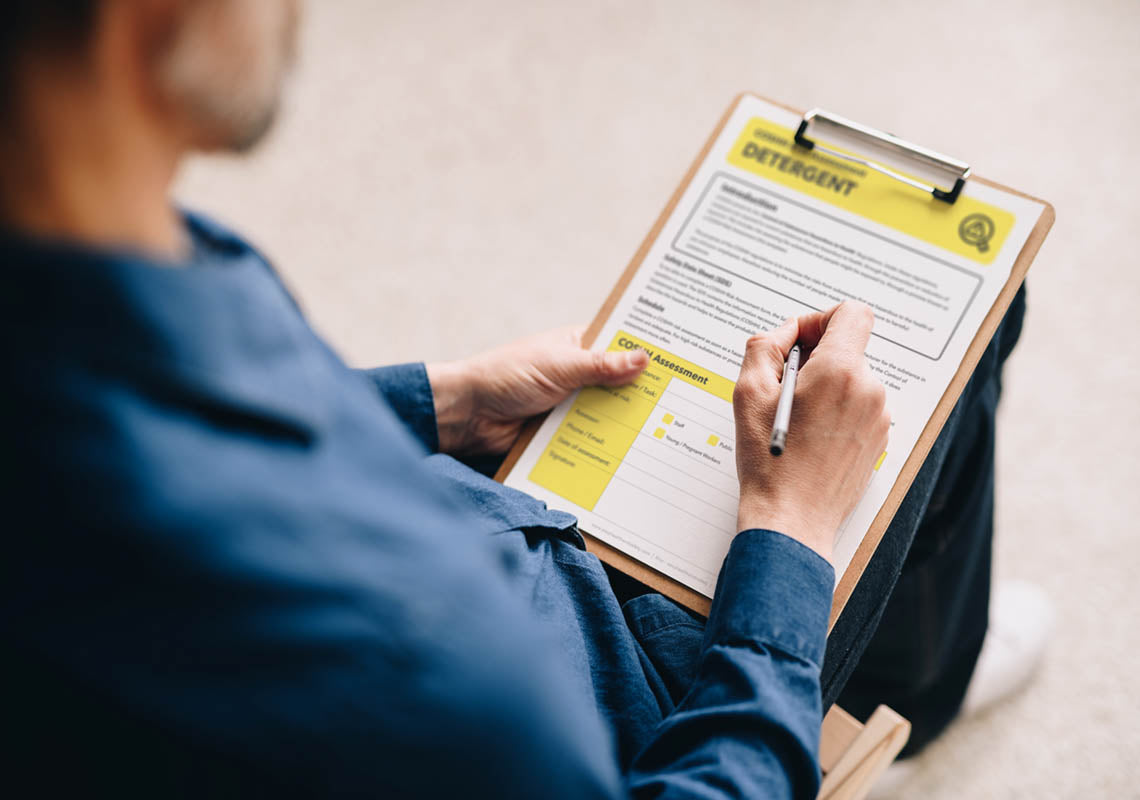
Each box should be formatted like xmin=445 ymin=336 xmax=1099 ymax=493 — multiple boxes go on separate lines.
xmin=793 ymin=109 xmax=971 ymax=204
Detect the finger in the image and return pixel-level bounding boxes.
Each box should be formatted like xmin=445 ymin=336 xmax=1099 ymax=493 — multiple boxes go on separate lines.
xmin=563 ymin=347 xmax=649 ymax=388
xmin=739 ymin=317 xmax=800 ymax=388
xmin=802 ymin=300 xmax=874 ymax=361
xmin=564 ymin=324 xmax=588 ymax=348
xmin=792 ymin=306 xmax=839 ymax=351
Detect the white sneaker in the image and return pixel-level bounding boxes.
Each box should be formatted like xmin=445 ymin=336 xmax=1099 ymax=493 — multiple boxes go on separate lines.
xmin=867 ymin=579 xmax=1053 ymax=799
xmin=961 ymin=579 xmax=1053 ymax=716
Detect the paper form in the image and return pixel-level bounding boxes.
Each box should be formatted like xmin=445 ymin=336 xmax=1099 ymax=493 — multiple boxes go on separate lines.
xmin=504 ymin=96 xmax=1045 ymax=598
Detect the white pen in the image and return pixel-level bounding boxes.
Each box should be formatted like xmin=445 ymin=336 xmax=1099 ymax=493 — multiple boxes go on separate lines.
xmin=768 ymin=344 xmax=801 ymax=456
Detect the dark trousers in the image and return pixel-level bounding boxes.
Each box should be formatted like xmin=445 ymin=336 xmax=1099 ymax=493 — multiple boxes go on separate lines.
xmin=821 ymin=286 xmax=1027 ymax=757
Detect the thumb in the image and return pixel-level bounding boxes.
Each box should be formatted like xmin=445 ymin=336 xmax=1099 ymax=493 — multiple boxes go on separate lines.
xmin=562 ymin=347 xmax=649 ymax=388
xmin=740 ymin=317 xmax=799 ymax=385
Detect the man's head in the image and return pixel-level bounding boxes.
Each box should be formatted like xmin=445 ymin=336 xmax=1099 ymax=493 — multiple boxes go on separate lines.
xmin=1 ymin=0 xmax=301 ymax=153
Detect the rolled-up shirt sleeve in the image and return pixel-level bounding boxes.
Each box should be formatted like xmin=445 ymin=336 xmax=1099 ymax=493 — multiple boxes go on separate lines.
xmin=357 ymin=363 xmax=439 ymax=453
xmin=626 ymin=529 xmax=835 ymax=800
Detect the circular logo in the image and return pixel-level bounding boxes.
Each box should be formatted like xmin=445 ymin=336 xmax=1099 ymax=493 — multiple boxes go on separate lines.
xmin=958 ymin=213 xmax=995 ymax=253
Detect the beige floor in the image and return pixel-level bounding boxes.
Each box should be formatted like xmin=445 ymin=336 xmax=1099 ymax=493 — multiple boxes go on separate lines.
xmin=177 ymin=1 xmax=1140 ymax=796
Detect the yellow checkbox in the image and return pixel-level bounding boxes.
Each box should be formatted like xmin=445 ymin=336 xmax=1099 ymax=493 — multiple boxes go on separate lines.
xmin=654 ymin=427 xmax=666 ymax=439
xmin=662 ymin=413 xmax=674 ymax=424
xmin=707 ymin=434 xmax=719 ymax=446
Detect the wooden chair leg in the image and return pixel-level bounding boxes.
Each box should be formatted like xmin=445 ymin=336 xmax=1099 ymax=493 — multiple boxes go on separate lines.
xmin=818 ymin=705 xmax=911 ymax=800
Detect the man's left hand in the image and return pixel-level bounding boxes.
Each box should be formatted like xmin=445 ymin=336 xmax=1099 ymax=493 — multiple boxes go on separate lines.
xmin=426 ymin=326 xmax=649 ymax=457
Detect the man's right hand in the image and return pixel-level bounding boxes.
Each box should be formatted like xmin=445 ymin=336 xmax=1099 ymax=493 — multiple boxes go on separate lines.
xmin=732 ymin=301 xmax=890 ymax=563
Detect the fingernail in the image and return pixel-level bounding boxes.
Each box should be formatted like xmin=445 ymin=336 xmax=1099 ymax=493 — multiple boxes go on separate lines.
xmin=626 ymin=351 xmax=647 ymax=368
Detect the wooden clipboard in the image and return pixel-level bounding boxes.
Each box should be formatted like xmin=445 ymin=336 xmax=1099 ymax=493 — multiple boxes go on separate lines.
xmin=495 ymin=93 xmax=1055 ymax=627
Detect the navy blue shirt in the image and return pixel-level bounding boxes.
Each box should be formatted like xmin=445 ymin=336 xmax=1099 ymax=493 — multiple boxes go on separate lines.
xmin=3 ymin=213 xmax=835 ymax=798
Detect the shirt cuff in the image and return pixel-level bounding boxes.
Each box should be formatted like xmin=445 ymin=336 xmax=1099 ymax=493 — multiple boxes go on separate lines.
xmin=358 ymin=363 xmax=439 ymax=453
xmin=703 ymin=529 xmax=835 ymax=668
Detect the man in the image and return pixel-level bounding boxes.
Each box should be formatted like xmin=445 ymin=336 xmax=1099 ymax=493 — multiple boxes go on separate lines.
xmin=2 ymin=2 xmax=1047 ymax=797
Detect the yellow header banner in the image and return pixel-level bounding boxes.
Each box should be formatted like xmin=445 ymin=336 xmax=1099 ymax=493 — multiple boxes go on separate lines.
xmin=726 ymin=118 xmax=1013 ymax=265
xmin=607 ymin=331 xmax=736 ymax=403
